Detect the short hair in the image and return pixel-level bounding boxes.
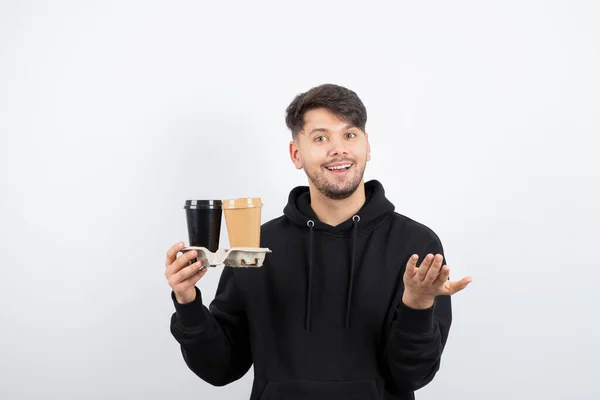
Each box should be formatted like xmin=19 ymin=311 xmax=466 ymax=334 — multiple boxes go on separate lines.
xmin=285 ymin=83 xmax=367 ymax=138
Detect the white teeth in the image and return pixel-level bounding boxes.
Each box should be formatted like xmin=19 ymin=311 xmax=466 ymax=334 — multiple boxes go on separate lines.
xmin=326 ymin=164 xmax=351 ymax=171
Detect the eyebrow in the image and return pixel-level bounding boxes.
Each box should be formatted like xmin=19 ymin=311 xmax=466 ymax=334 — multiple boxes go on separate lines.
xmin=307 ymin=124 xmax=357 ymax=135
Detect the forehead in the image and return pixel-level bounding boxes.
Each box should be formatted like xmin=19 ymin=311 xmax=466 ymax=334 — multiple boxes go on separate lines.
xmin=302 ymin=108 xmax=355 ymax=132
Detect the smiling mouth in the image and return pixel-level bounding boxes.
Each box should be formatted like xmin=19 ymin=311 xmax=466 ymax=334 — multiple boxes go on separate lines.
xmin=325 ymin=163 xmax=353 ymax=172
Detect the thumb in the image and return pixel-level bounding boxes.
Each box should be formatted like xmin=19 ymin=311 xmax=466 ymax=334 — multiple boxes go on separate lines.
xmin=446 ymin=276 xmax=473 ymax=295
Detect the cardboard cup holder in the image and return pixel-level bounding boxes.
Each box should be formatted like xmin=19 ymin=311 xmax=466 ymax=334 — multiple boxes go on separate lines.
xmin=181 ymin=246 xmax=272 ymax=268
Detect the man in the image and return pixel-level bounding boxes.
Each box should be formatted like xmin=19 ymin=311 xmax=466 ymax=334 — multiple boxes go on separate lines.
xmin=165 ymin=84 xmax=472 ymax=399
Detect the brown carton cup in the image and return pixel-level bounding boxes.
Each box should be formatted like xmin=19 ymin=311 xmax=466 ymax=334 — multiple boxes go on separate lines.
xmin=222 ymin=197 xmax=262 ymax=248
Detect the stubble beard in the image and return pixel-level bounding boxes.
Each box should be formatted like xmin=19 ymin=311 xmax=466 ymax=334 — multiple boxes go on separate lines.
xmin=304 ymin=162 xmax=366 ymax=200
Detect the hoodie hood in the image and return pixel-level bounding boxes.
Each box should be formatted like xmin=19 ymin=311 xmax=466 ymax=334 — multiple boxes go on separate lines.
xmin=283 ymin=180 xmax=395 ymax=331
xmin=283 ymin=179 xmax=395 ymax=234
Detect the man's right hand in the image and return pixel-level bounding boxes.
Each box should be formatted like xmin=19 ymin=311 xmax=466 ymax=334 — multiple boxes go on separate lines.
xmin=165 ymin=242 xmax=208 ymax=304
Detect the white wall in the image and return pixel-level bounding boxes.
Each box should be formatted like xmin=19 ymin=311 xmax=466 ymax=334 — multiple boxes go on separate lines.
xmin=1 ymin=1 xmax=599 ymax=399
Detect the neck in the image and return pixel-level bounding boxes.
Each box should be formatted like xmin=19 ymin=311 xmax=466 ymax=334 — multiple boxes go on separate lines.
xmin=308 ymin=181 xmax=366 ymax=227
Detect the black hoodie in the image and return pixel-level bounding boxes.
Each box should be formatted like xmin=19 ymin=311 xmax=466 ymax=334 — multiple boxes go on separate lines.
xmin=170 ymin=180 xmax=453 ymax=400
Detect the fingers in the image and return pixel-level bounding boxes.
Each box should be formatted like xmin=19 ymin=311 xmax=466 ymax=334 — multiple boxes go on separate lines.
xmin=405 ymin=247 xmax=472 ymax=298
xmin=189 ymin=265 xmax=208 ymax=285
xmin=167 ymin=249 xmax=198 ymax=276
xmin=405 ymin=254 xmax=419 ymax=277
xmin=406 ymin=253 xmax=445 ymax=282
xmin=416 ymin=254 xmax=434 ymax=281
xmin=166 ymin=242 xmax=185 ymax=268
xmin=165 ymin=241 xmax=209 ymax=299
xmin=424 ymin=254 xmax=444 ymax=283
xmin=180 ymin=260 xmax=204 ymax=282
xmin=173 ymin=264 xmax=209 ymax=294
xmin=169 ymin=259 xmax=205 ymax=287
xmin=432 ymin=263 xmax=451 ymax=287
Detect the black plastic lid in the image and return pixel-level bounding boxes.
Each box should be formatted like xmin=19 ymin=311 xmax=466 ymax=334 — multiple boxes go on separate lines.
xmin=184 ymin=200 xmax=222 ymax=210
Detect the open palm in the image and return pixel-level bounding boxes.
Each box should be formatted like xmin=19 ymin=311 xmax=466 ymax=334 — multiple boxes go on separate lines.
xmin=403 ymin=253 xmax=472 ymax=308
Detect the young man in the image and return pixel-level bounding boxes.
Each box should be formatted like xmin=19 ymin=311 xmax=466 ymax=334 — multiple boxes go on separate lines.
xmin=164 ymin=84 xmax=472 ymax=400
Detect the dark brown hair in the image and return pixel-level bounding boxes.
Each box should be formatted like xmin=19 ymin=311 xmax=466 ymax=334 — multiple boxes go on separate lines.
xmin=285 ymin=83 xmax=367 ymax=137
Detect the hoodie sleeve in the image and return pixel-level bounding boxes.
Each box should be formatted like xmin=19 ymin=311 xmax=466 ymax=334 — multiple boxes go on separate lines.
xmin=382 ymin=236 xmax=452 ymax=393
xmin=169 ymin=267 xmax=252 ymax=386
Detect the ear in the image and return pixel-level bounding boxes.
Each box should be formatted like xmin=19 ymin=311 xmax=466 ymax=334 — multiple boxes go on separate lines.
xmin=365 ymin=132 xmax=371 ymax=161
xmin=289 ymin=140 xmax=303 ymax=169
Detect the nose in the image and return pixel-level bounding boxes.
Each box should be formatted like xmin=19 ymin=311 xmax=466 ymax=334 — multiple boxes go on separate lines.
xmin=327 ymin=135 xmax=349 ymax=158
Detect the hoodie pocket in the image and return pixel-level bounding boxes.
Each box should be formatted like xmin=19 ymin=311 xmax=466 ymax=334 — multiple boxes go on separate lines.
xmin=259 ymin=378 xmax=380 ymax=400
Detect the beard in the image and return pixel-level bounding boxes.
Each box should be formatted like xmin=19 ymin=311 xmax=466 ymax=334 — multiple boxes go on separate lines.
xmin=303 ymin=160 xmax=366 ymax=200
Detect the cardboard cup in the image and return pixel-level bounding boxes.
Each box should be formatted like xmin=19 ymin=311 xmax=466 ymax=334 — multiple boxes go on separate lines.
xmin=183 ymin=200 xmax=222 ymax=252
xmin=222 ymin=197 xmax=262 ymax=248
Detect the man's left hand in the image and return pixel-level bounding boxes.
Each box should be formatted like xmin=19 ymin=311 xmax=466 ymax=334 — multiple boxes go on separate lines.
xmin=402 ymin=253 xmax=472 ymax=310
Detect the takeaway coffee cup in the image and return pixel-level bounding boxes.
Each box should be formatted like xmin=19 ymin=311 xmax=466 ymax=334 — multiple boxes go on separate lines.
xmin=222 ymin=197 xmax=262 ymax=248
xmin=183 ymin=200 xmax=222 ymax=252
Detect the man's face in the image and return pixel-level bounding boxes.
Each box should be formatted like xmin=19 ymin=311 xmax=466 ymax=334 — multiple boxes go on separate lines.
xmin=289 ymin=108 xmax=371 ymax=200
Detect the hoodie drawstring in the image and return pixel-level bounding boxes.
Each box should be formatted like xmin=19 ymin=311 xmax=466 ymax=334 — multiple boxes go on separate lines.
xmin=304 ymin=216 xmax=360 ymax=332
xmin=305 ymin=220 xmax=315 ymax=331
xmin=345 ymin=215 xmax=360 ymax=329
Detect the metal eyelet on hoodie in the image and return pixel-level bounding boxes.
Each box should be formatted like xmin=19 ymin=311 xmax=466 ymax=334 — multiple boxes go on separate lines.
xmin=307 ymin=220 xmax=315 ymax=228
xmin=352 ymin=215 xmax=360 ymax=223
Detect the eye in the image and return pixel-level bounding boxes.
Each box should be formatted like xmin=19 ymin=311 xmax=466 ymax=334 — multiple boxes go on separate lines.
xmin=314 ymin=136 xmax=327 ymax=142
xmin=345 ymin=132 xmax=357 ymax=139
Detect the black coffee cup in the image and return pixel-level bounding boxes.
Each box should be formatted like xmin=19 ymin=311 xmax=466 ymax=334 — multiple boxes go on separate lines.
xmin=184 ymin=200 xmax=222 ymax=252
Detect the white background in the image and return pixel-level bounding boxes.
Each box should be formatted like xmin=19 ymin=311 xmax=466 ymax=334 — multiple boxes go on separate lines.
xmin=1 ymin=1 xmax=599 ymax=399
